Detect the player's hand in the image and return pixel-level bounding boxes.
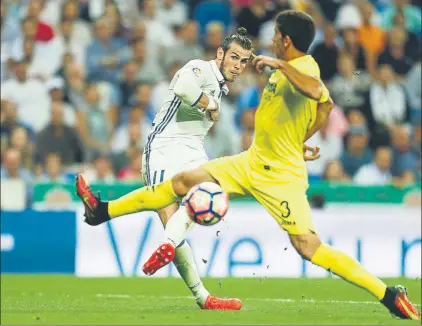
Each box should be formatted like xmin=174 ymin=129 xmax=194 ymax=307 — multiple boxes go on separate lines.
xmin=206 ymin=110 xmax=219 ymax=121
xmin=303 ymin=144 xmax=320 ymax=161
xmin=251 ymin=55 xmax=281 ymax=73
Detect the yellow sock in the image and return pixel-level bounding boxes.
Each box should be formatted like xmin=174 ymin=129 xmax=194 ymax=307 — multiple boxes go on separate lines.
xmin=108 ymin=180 xmax=179 ymax=219
xmin=311 ymin=244 xmax=387 ymax=300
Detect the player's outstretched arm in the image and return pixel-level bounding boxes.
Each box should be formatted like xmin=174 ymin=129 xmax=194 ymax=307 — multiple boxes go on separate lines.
xmin=252 ymin=55 xmax=326 ymax=101
xmin=173 ymin=72 xmax=219 ymax=121
xmin=304 ymin=96 xmax=334 ymax=142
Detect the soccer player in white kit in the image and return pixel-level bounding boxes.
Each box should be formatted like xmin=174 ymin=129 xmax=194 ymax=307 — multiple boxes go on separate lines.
xmin=76 ymin=27 xmax=253 ymax=310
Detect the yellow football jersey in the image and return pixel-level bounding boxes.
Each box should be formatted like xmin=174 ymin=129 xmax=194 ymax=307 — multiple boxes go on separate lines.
xmin=250 ymin=55 xmax=321 ymax=187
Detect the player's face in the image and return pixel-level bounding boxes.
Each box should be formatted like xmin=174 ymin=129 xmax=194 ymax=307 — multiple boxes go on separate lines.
xmin=218 ymin=43 xmax=251 ymax=82
xmin=272 ymin=26 xmax=288 ymax=59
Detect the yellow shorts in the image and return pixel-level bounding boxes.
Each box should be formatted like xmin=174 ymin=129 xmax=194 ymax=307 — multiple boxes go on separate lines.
xmin=202 ymin=151 xmax=316 ymax=235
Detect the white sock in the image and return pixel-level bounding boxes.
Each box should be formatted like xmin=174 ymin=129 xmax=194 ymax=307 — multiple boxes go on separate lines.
xmin=164 ymin=206 xmax=194 ymax=247
xmin=173 ymin=241 xmax=210 ymax=306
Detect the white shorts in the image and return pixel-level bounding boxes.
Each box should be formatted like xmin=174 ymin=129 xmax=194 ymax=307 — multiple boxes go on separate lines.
xmin=142 ymin=143 xmax=208 ymax=186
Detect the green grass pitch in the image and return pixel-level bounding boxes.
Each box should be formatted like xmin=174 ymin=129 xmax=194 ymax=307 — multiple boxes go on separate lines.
xmin=1 ymin=275 xmax=421 ymax=325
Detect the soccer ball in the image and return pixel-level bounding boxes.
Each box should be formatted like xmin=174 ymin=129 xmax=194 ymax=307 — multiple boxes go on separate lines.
xmin=184 ymin=182 xmax=228 ymax=226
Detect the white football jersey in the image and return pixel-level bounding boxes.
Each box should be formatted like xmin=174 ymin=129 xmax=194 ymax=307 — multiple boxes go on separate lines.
xmin=144 ymin=59 xmax=229 ymax=153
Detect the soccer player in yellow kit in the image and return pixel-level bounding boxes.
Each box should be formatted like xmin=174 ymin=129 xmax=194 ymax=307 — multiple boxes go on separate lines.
xmin=76 ymin=10 xmax=420 ymax=320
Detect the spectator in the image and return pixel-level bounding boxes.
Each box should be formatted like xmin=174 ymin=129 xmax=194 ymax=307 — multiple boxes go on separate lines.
xmin=235 ymin=0 xmax=273 ymax=39
xmin=75 ymin=83 xmax=111 ymax=158
xmin=165 ymin=20 xmax=204 ymax=67
xmin=60 ymin=0 xmax=92 ymax=48
xmin=1 ymin=59 xmax=50 ymax=132
xmin=111 ymin=120 xmax=143 ymax=173
xmin=157 ymin=0 xmax=188 ymax=29
xmin=138 ymin=0 xmax=176 ymax=50
xmin=357 ymin=1 xmax=386 ymax=56
xmin=9 ymin=126 xmax=33 ymax=171
xmin=235 ymin=71 xmax=269 ymax=130
xmin=38 ymin=152 xmax=66 ymax=183
xmin=36 ymin=101 xmax=84 ymax=166
xmin=131 ymin=83 xmax=155 ymax=123
xmin=204 ymin=121 xmax=237 ymax=159
xmin=240 ymin=109 xmax=255 ymax=132
xmin=104 ymin=2 xmax=128 ymax=40
xmin=370 ymin=64 xmax=408 ymax=128
xmin=335 ymin=0 xmax=380 ymax=30
xmin=111 ymin=104 xmax=151 ymax=162
xmin=63 ymin=62 xmax=86 ymax=109
xmin=1 ymin=147 xmax=33 ymax=183
xmin=119 ymin=60 xmax=140 ymax=110
xmin=84 ymin=153 xmax=116 ymax=183
xmin=347 ymin=108 xmax=367 ymax=126
xmin=151 ymin=61 xmax=183 ymax=113
xmin=312 ymin=23 xmax=340 ymax=81
xmin=131 ymin=21 xmax=146 ymax=41
xmin=117 ymin=150 xmax=144 ymax=183
xmin=1 ymin=1 xmax=21 ymax=54
xmin=130 ymin=39 xmax=163 ymax=83
xmin=340 ymin=125 xmax=373 ymax=177
xmin=381 ymin=0 xmax=421 ymax=34
xmin=378 ymin=26 xmax=413 ymax=80
xmin=341 ymin=27 xmax=373 ymax=73
xmin=259 ymin=16 xmax=276 ymax=56
xmin=204 ymin=21 xmax=225 ymax=53
xmin=323 ymin=160 xmax=351 ymax=184
xmin=56 ymin=51 xmax=76 ymax=80
xmin=391 ymin=125 xmax=419 ymax=178
xmin=316 ymin=0 xmax=341 ymax=23
xmin=32 ymin=0 xmax=62 ymax=28
xmin=85 ymin=17 xmax=127 ymax=86
xmin=0 ymin=99 xmax=34 ymax=145
xmin=10 ymin=17 xmax=37 ymax=59
xmin=328 ymin=53 xmax=371 ymax=112
xmin=306 ymin=118 xmax=344 ymax=178
xmin=240 ymin=129 xmax=254 ymax=152
xmin=56 ymin=18 xmax=86 ymax=67
xmin=354 ymin=146 xmax=393 ymax=185
xmin=392 ymin=10 xmax=420 ymax=61
xmin=325 ymin=104 xmax=349 ymax=137
xmin=23 ymin=0 xmax=54 ymax=43
xmin=406 ymin=61 xmax=421 ymax=110
xmin=21 ymin=37 xmax=35 ymax=63
xmin=46 ymin=77 xmax=76 ymax=127
xmin=20 ymin=35 xmax=62 ymax=81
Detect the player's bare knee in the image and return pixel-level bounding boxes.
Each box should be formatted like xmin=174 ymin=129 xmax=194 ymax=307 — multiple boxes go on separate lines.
xmin=289 ymin=233 xmax=321 ymax=261
xmin=172 ymin=172 xmax=191 ymax=196
xmin=172 ymin=168 xmax=217 ymax=196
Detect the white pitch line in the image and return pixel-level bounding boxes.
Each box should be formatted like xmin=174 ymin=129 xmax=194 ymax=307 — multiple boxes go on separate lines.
xmin=96 ymin=294 xmax=421 ymax=307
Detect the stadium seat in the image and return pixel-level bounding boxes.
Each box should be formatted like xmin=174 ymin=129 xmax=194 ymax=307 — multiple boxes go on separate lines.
xmin=193 ymin=1 xmax=233 ymax=36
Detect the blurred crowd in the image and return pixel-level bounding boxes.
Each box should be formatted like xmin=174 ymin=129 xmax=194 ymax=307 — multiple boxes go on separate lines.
xmin=0 ymin=0 xmax=421 ymax=198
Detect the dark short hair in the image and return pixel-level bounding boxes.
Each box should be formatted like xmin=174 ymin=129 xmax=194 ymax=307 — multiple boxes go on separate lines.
xmin=220 ymin=27 xmax=253 ymax=52
xmin=276 ymin=10 xmax=315 ymax=53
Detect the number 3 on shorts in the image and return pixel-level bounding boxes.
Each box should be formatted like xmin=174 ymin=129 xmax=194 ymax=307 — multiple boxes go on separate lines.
xmin=280 ymin=201 xmax=290 ymax=218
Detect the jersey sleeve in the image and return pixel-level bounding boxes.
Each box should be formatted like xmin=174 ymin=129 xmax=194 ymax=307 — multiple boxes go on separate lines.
xmin=173 ymin=62 xmax=207 ymax=106
xmin=318 ymin=82 xmax=330 ymax=104
xmin=287 ymin=59 xmax=329 ymax=102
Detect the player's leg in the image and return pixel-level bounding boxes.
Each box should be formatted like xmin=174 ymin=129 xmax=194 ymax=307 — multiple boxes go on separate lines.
xmin=150 ymin=199 xmax=241 ymax=310
xmin=289 ymin=232 xmax=420 ymax=320
xmin=154 ymin=204 xmax=210 ymax=307
xmin=142 ymin=152 xmax=252 ymax=275
xmin=252 ymin=181 xmax=419 ymax=320
xmin=75 ymin=164 xmax=216 ymax=226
